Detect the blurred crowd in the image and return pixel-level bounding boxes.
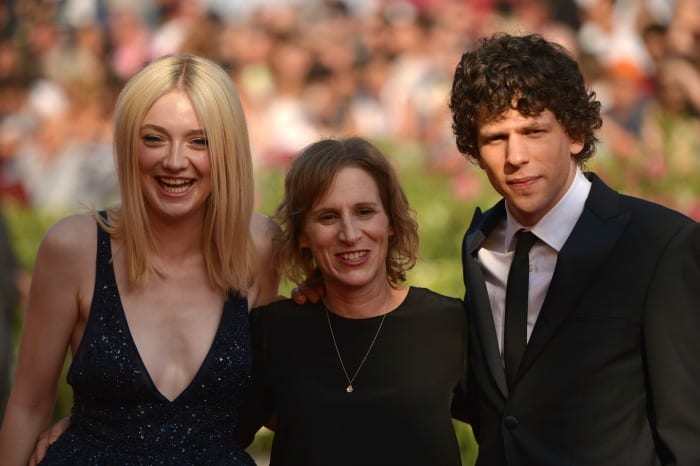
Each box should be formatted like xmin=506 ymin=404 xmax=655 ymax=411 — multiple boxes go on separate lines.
xmin=0 ymin=0 xmax=698 ymax=217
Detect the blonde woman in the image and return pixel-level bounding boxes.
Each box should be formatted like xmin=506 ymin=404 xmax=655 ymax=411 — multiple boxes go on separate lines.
xmin=0 ymin=54 xmax=280 ymax=464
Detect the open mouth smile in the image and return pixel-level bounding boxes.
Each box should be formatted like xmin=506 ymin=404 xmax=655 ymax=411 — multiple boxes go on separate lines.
xmin=338 ymin=251 xmax=368 ymax=262
xmin=157 ymin=177 xmax=195 ymax=194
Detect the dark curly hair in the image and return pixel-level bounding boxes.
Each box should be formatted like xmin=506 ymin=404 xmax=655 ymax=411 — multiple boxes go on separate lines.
xmin=449 ymin=33 xmax=602 ymax=165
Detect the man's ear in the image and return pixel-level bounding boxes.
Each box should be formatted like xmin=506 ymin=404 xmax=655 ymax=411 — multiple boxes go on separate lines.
xmin=570 ymin=138 xmax=585 ymax=157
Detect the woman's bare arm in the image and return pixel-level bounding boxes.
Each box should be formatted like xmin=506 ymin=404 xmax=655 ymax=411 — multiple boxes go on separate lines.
xmin=0 ymin=215 xmax=94 ymax=465
xmin=247 ymin=212 xmax=282 ymax=310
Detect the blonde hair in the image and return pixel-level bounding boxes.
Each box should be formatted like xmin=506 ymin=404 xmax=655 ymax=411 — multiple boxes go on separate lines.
xmin=99 ymin=54 xmax=255 ymax=294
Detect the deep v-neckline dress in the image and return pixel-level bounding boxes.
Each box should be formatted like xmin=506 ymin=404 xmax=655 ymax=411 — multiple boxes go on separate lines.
xmin=39 ymin=219 xmax=255 ymax=465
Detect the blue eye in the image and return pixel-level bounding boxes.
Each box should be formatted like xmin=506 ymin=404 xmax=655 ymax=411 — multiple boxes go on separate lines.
xmin=191 ymin=137 xmax=209 ymax=148
xmin=143 ymin=134 xmax=164 ymax=144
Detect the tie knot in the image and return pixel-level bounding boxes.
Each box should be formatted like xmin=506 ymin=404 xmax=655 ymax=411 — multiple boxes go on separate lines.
xmin=514 ymin=230 xmax=537 ymax=257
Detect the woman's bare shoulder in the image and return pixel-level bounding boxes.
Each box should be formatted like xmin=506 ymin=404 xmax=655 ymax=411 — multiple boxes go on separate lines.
xmin=40 ymin=213 xmax=98 ymax=261
xmin=250 ymin=211 xmax=280 ymax=239
xmin=30 ymin=213 xmax=98 ymax=313
xmin=248 ymin=212 xmax=282 ymax=308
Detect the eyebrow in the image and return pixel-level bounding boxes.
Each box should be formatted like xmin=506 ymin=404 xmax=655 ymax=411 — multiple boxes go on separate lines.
xmin=480 ymin=119 xmax=550 ymax=136
xmin=140 ymin=123 xmax=206 ymax=135
xmin=310 ymin=201 xmax=379 ymax=213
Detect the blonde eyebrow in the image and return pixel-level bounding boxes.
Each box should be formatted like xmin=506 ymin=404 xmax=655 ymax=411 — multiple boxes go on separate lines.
xmin=140 ymin=124 xmax=205 ymax=136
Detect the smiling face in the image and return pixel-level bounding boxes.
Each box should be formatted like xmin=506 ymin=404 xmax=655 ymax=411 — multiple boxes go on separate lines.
xmin=477 ymin=108 xmax=584 ymax=226
xmin=137 ymin=89 xmax=212 ymax=224
xmin=300 ymin=166 xmax=394 ymax=294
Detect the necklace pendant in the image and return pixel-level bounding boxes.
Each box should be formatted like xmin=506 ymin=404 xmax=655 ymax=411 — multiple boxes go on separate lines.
xmin=326 ymin=307 xmax=386 ymax=397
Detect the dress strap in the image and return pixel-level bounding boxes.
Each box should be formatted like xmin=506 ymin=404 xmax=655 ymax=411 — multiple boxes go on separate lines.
xmin=94 ymin=211 xmax=115 ymax=289
xmin=66 ymin=213 xmax=122 ymax=386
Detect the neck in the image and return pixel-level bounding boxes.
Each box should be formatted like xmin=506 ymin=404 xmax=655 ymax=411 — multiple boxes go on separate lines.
xmin=148 ymin=213 xmax=205 ymax=269
xmin=323 ymin=283 xmax=408 ymax=319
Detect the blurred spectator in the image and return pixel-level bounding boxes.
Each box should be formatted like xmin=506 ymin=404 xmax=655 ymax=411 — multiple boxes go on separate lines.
xmin=150 ymin=0 xmax=212 ymax=59
xmin=599 ymin=60 xmax=650 ymax=156
xmin=640 ymin=22 xmax=668 ymax=71
xmin=379 ymin=3 xmax=435 ymax=141
xmin=576 ymin=0 xmax=651 ymax=73
xmin=0 ymin=0 xmax=697 ymax=218
xmin=666 ymin=0 xmax=700 ymax=66
xmin=5 ymin=46 xmax=119 ymax=214
xmin=637 ymin=55 xmax=700 ymax=214
xmin=107 ymin=5 xmax=151 ymax=79
xmin=0 ymin=38 xmax=31 ymax=204
xmin=257 ymin=27 xmax=320 ymax=166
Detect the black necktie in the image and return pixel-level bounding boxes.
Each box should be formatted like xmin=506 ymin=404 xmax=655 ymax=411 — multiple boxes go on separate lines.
xmin=504 ymin=229 xmax=537 ymax=388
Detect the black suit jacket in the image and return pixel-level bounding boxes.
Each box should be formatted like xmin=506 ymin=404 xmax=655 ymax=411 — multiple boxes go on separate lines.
xmin=459 ymin=173 xmax=700 ymax=466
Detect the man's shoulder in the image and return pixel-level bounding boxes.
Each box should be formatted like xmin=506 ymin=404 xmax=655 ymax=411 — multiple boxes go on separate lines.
xmin=615 ymin=191 xmax=694 ymax=233
xmin=406 ymin=287 xmax=465 ymax=325
xmin=409 ymin=286 xmax=463 ymax=307
xmin=587 ymin=172 xmax=694 ymax=227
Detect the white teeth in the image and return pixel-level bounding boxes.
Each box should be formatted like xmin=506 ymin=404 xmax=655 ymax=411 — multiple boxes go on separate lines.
xmin=340 ymin=251 xmax=366 ymax=261
xmin=158 ymin=177 xmax=193 ymax=193
xmin=160 ymin=177 xmax=189 ymax=186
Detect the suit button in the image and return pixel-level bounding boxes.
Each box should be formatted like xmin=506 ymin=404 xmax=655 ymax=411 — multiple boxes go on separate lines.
xmin=504 ymin=416 xmax=519 ymax=429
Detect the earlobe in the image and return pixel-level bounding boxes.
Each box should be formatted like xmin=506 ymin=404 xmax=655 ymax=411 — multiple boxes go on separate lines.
xmin=299 ymin=233 xmax=309 ymax=248
xmin=570 ymin=139 xmax=585 ymax=155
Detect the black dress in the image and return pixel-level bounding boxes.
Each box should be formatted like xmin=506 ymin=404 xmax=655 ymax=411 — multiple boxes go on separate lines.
xmin=238 ymin=287 xmax=468 ymax=466
xmin=39 ymin=221 xmax=255 ymax=465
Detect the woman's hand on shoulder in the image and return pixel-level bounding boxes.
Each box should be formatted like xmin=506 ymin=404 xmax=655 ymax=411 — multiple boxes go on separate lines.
xmin=290 ymin=281 xmax=324 ymax=305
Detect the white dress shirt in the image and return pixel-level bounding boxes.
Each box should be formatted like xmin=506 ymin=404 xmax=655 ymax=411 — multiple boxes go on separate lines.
xmin=478 ymin=169 xmax=591 ymax=363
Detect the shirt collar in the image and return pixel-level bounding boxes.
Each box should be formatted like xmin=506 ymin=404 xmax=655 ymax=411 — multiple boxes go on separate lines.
xmin=504 ymin=168 xmax=591 ymax=252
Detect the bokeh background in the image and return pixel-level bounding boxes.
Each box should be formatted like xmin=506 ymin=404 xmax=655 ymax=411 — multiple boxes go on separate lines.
xmin=1 ymin=0 xmax=699 ymax=464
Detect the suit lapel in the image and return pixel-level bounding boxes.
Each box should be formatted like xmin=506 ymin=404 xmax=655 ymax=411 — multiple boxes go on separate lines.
xmin=463 ymin=201 xmax=509 ymax=397
xmin=517 ymin=174 xmax=631 ymax=379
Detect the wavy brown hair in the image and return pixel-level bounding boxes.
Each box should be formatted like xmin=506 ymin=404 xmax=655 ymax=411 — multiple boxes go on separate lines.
xmin=275 ymin=137 xmax=419 ymax=287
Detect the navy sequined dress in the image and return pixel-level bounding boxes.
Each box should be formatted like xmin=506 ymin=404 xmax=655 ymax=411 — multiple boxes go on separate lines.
xmin=40 ymin=220 xmax=255 ymax=465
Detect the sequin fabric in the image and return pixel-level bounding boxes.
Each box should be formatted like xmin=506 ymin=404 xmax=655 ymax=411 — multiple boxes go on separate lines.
xmin=39 ymin=220 xmax=255 ymax=465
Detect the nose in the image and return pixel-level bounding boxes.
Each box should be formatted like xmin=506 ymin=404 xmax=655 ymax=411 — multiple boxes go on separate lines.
xmin=339 ymin=217 xmax=361 ymax=244
xmin=162 ymin=144 xmax=188 ymax=171
xmin=505 ymin=136 xmax=528 ymax=167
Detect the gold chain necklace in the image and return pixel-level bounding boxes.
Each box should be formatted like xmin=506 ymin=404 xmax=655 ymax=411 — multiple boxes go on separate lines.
xmin=325 ymin=307 xmax=387 ymax=393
